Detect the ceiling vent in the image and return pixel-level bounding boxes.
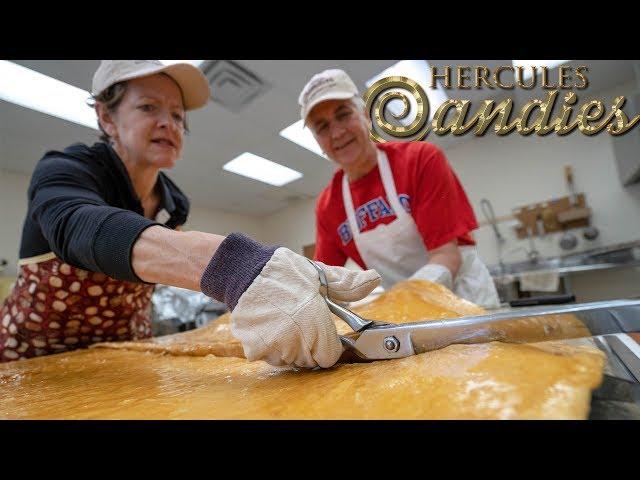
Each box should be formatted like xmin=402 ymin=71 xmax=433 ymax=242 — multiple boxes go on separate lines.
xmin=201 ymin=60 xmax=269 ymax=112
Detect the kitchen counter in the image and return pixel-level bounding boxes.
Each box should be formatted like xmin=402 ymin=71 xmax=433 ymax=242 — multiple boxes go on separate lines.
xmin=489 ymin=240 xmax=640 ymax=283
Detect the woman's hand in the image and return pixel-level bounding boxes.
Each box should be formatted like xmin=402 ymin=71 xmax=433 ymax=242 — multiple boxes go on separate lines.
xmin=200 ymin=233 xmax=380 ymax=368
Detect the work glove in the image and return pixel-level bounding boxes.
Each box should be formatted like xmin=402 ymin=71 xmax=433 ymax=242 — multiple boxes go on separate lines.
xmin=200 ymin=233 xmax=380 ymax=368
xmin=409 ymin=263 xmax=453 ymax=290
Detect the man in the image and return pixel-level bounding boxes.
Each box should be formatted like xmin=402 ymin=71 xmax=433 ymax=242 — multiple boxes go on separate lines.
xmin=300 ymin=69 xmax=500 ymax=308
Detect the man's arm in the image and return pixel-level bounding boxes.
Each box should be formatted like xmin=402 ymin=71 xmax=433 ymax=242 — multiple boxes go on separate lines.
xmin=406 ymin=144 xmax=475 ymax=289
xmin=427 ymin=239 xmax=461 ymax=276
xmin=409 ymin=240 xmax=461 ymax=289
xmin=410 ymin=144 xmax=478 ymax=252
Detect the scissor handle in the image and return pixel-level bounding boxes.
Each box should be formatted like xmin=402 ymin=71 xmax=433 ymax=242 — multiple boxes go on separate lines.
xmin=307 ymin=260 xmax=374 ymax=333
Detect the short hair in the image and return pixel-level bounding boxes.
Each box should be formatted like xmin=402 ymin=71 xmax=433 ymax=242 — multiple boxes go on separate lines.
xmin=87 ymin=82 xmax=128 ymax=143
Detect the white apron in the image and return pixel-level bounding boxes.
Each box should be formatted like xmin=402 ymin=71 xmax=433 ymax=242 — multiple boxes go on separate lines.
xmin=341 ymin=149 xmax=500 ymax=308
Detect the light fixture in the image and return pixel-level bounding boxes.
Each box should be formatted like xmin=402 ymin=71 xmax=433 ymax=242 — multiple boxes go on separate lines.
xmin=279 ymin=120 xmax=327 ymax=159
xmin=512 ymin=60 xmax=570 ymax=80
xmin=0 ymin=60 xmax=98 ymax=130
xmin=223 ymin=152 xmax=303 ymax=187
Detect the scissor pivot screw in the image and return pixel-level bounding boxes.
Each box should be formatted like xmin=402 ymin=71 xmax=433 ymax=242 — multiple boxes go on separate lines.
xmin=383 ymin=336 xmax=400 ymax=352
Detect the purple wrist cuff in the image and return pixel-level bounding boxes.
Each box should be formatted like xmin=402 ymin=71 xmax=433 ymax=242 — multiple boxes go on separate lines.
xmin=200 ymin=233 xmax=278 ymax=311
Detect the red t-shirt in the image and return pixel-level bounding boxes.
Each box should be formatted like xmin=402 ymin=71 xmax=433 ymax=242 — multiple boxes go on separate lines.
xmin=314 ymin=141 xmax=478 ymax=269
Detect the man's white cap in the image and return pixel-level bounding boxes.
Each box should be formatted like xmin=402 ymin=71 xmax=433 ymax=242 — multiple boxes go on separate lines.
xmin=92 ymin=60 xmax=211 ymax=110
xmin=298 ymin=69 xmax=359 ymax=125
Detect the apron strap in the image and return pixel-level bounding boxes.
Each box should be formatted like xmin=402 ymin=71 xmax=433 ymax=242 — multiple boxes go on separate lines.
xmin=376 ymin=150 xmax=409 ymax=220
xmin=341 ymin=172 xmax=360 ymax=240
xmin=342 ymin=149 xmax=410 ymax=241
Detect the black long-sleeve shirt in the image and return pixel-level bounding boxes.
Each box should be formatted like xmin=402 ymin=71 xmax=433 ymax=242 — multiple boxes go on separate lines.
xmin=19 ymin=142 xmax=190 ymax=282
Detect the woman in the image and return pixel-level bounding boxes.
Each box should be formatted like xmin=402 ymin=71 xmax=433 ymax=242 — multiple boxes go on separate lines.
xmin=0 ymin=60 xmax=379 ymax=368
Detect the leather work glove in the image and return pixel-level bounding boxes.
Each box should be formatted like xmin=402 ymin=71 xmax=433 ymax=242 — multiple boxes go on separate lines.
xmin=200 ymin=233 xmax=380 ymax=368
xmin=409 ymin=263 xmax=453 ymax=290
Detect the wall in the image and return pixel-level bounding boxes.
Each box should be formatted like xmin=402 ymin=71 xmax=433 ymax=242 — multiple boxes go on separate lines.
xmin=445 ymin=80 xmax=640 ymax=301
xmin=259 ymin=198 xmax=316 ymax=253
xmin=567 ymin=267 xmax=640 ymax=302
xmin=0 ymin=170 xmax=30 ymax=277
xmin=184 ymin=206 xmax=263 ymax=239
xmin=448 ymin=79 xmax=640 ymax=267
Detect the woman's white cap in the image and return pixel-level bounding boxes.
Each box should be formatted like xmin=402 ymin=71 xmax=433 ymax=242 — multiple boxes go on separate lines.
xmin=92 ymin=60 xmax=211 ymax=110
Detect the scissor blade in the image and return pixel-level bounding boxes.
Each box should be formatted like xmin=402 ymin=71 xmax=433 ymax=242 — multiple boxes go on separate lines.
xmin=349 ymin=299 xmax=640 ymax=360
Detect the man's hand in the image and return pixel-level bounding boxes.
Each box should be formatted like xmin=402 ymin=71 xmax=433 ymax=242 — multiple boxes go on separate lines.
xmin=200 ymin=233 xmax=380 ymax=368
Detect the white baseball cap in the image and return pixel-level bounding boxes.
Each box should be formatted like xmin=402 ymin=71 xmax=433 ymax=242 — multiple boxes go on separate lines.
xmin=298 ymin=69 xmax=359 ymax=125
xmin=92 ymin=60 xmax=211 ymax=110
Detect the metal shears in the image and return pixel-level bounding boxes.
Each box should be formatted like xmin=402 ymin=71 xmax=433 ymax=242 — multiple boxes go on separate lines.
xmin=308 ymin=260 xmax=640 ymax=361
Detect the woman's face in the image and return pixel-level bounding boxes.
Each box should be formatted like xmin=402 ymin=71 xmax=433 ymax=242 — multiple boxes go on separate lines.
xmin=99 ymin=74 xmax=186 ymax=169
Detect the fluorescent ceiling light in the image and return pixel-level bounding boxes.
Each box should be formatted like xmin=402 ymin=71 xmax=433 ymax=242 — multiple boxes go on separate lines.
xmin=160 ymin=60 xmax=205 ymax=68
xmin=366 ymin=60 xmax=449 ymax=123
xmin=279 ymin=120 xmax=327 ymax=159
xmin=512 ymin=60 xmax=570 ymax=80
xmin=0 ymin=60 xmax=98 ymax=130
xmin=223 ymin=152 xmax=303 ymax=187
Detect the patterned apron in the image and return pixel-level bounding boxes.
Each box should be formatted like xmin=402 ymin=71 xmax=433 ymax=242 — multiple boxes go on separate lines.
xmin=1 ymin=254 xmax=154 ymax=362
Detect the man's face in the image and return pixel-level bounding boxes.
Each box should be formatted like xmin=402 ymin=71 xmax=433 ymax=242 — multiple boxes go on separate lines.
xmin=308 ymin=98 xmax=372 ymax=169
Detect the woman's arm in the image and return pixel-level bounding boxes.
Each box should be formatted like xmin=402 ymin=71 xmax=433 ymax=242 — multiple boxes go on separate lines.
xmin=29 ymin=154 xmax=222 ymax=289
xmin=131 ymin=225 xmax=225 ymax=291
xmin=29 ymin=156 xmax=161 ymax=282
xmin=134 ymin=229 xmax=380 ymax=368
xmin=28 ymin=152 xmax=379 ymax=368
